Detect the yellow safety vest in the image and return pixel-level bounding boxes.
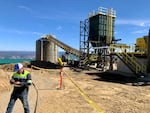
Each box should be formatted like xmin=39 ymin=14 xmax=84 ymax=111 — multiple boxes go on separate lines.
xmin=13 ymin=70 xmax=32 ymax=85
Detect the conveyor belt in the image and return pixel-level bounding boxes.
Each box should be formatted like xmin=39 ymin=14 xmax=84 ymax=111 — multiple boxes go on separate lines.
xmin=46 ymin=35 xmax=81 ymax=56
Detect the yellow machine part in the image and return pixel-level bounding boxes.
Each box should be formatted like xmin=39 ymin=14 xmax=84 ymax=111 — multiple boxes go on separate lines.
xmin=135 ymin=37 xmax=147 ymax=52
xmin=57 ymin=58 xmax=64 ymax=66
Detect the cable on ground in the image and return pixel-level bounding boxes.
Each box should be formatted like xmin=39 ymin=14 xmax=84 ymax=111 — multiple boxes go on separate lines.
xmin=32 ymin=83 xmax=38 ymax=113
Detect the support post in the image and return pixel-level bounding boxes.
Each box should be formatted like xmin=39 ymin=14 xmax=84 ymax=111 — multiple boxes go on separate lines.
xmin=59 ymin=68 xmax=63 ymax=89
xmin=147 ymin=29 xmax=150 ymax=73
xmin=40 ymin=39 xmax=43 ymax=61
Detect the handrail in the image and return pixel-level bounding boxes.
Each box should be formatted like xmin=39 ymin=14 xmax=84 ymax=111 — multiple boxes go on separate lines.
xmin=116 ymin=52 xmax=139 ymax=73
xmin=110 ymin=44 xmax=146 ymax=74
xmin=117 ymin=52 xmax=147 ymax=74
xmin=123 ymin=52 xmax=141 ymax=73
xmin=131 ymin=53 xmax=147 ymax=72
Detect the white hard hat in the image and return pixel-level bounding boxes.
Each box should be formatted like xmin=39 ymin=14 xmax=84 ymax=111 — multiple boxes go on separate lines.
xmin=14 ymin=63 xmax=23 ymax=72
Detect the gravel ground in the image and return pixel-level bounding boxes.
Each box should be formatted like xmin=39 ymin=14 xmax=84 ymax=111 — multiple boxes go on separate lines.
xmin=0 ymin=66 xmax=150 ymax=113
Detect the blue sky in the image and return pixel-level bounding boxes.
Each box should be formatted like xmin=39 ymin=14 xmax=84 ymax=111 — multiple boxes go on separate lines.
xmin=0 ymin=0 xmax=150 ymax=51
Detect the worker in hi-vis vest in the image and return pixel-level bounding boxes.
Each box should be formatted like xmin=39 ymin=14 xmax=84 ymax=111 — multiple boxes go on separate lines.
xmin=6 ymin=63 xmax=32 ymax=113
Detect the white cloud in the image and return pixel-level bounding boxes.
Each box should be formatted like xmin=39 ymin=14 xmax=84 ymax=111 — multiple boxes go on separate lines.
xmin=17 ymin=5 xmax=32 ymax=12
xmin=0 ymin=27 xmax=43 ymax=36
xmin=36 ymin=10 xmax=81 ymax=21
xmin=15 ymin=30 xmax=23 ymax=34
xmin=32 ymin=32 xmax=43 ymax=36
xmin=132 ymin=29 xmax=148 ymax=34
xmin=139 ymin=22 xmax=145 ymax=27
xmin=114 ymin=31 xmax=118 ymax=34
xmin=116 ymin=19 xmax=150 ymax=27
xmin=37 ymin=16 xmax=53 ymax=20
xmin=56 ymin=26 xmax=62 ymax=31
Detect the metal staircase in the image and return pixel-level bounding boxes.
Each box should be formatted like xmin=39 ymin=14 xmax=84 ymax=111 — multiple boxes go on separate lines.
xmin=82 ymin=55 xmax=98 ymax=64
xmin=78 ymin=54 xmax=99 ymax=68
xmin=116 ymin=52 xmax=146 ymax=76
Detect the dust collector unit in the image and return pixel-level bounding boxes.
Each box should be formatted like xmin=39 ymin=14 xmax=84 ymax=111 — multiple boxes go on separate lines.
xmin=88 ymin=7 xmax=116 ymax=47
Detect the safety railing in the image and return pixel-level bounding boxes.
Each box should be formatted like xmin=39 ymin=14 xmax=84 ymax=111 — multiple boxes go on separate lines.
xmin=89 ymin=55 xmax=98 ymax=61
xmin=79 ymin=54 xmax=99 ymax=66
xmin=117 ymin=52 xmax=146 ymax=74
xmin=122 ymin=52 xmax=141 ymax=74
xmin=131 ymin=53 xmax=147 ymax=73
xmin=83 ymin=57 xmax=89 ymax=64
xmin=110 ymin=44 xmax=147 ymax=74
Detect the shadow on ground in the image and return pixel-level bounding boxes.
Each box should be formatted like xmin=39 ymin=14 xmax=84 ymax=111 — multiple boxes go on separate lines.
xmin=85 ymin=71 xmax=150 ymax=86
xmin=31 ymin=60 xmax=62 ymax=69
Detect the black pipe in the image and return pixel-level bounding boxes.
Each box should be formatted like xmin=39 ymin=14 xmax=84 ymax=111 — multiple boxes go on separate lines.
xmin=32 ymin=83 xmax=38 ymax=113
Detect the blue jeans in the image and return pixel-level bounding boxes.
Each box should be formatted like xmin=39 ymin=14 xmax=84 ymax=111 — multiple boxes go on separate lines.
xmin=6 ymin=88 xmax=30 ymax=113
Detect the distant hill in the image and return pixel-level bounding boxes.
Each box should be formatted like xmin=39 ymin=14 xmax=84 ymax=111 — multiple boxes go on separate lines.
xmin=0 ymin=51 xmax=78 ymax=60
xmin=0 ymin=51 xmax=35 ymax=59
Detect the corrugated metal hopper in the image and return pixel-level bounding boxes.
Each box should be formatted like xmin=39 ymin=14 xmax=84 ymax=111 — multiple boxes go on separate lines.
xmin=88 ymin=7 xmax=116 ymax=47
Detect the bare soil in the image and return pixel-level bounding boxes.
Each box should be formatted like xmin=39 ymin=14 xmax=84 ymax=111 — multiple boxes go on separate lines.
xmin=0 ymin=65 xmax=150 ymax=113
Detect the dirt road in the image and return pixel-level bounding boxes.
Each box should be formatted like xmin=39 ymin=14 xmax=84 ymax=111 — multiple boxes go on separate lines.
xmin=0 ymin=67 xmax=150 ymax=113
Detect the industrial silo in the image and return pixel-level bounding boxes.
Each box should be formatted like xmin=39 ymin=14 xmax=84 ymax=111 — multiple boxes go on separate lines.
xmin=36 ymin=38 xmax=58 ymax=63
xmin=36 ymin=39 xmax=42 ymax=61
xmin=43 ymin=39 xmax=52 ymax=62
xmin=88 ymin=7 xmax=116 ymax=47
